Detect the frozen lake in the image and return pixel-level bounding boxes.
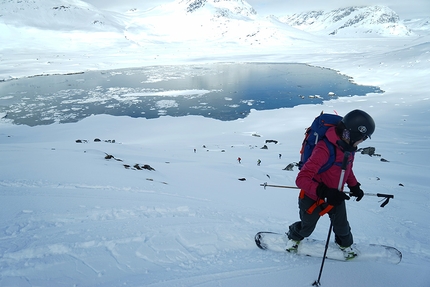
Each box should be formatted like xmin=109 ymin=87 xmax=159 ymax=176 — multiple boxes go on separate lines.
xmin=0 ymin=63 xmax=383 ymax=126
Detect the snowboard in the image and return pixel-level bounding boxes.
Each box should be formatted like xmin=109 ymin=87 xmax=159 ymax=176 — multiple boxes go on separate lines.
xmin=255 ymin=231 xmax=402 ymax=264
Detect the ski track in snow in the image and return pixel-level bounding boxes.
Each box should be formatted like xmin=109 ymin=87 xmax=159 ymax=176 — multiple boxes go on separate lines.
xmin=0 ymin=183 xmax=302 ymax=286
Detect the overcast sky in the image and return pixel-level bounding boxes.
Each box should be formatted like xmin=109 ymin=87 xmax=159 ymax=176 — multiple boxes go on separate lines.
xmin=85 ymin=0 xmax=429 ymax=19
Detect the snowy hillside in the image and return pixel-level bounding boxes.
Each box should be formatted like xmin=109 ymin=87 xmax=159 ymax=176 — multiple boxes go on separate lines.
xmin=1 ymin=0 xmax=430 ymax=286
xmin=0 ymin=0 xmax=126 ymax=31
xmin=0 ymin=0 xmax=316 ymax=51
xmin=179 ymin=0 xmax=257 ymax=17
xmin=0 ymin=0 xmax=417 ymax=44
xmin=2 ymin=0 xmax=426 ymax=81
xmin=122 ymin=0 xmax=308 ymax=44
xmin=404 ymin=17 xmax=430 ymax=33
xmin=277 ymin=5 xmax=414 ymax=37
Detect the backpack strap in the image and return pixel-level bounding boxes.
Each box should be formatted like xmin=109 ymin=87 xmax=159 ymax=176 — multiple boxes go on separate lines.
xmin=317 ymin=138 xmax=336 ymax=174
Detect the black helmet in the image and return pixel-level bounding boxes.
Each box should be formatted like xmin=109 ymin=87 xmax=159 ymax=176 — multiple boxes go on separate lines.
xmin=342 ymin=110 xmax=375 ymax=142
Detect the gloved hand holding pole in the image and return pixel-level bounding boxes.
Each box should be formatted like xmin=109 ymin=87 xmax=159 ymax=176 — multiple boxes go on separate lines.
xmin=259 ymin=182 xmax=394 ymax=208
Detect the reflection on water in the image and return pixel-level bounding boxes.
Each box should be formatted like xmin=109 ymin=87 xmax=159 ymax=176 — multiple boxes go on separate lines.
xmin=0 ymin=63 xmax=383 ymax=126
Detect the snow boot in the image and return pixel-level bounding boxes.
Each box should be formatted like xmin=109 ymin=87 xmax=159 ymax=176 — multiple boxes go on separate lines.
xmin=285 ymin=238 xmax=301 ymax=253
xmin=337 ymin=244 xmax=358 ymax=260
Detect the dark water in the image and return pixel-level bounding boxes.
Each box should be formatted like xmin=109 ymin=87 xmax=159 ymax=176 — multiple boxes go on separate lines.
xmin=0 ymin=63 xmax=383 ymax=126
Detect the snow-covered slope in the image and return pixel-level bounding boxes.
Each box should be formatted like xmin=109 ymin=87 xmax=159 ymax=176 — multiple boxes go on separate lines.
xmin=179 ymin=0 xmax=257 ymax=17
xmin=0 ymin=0 xmax=417 ymax=42
xmin=1 ymin=60 xmax=430 ymax=286
xmin=0 ymin=0 xmax=427 ymax=82
xmin=122 ymin=0 xmax=317 ymax=45
xmin=404 ymin=17 xmax=430 ymax=33
xmin=277 ymin=5 xmax=414 ymax=37
xmin=0 ymin=0 xmax=126 ymax=31
xmin=0 ymin=0 xmax=316 ymax=48
xmin=1 ymin=0 xmax=430 ymax=286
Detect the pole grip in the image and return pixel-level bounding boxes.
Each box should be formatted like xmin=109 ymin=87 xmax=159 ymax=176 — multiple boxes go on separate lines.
xmin=341 ymin=151 xmax=350 ymax=170
xmin=377 ymin=193 xmax=394 ymax=207
xmin=337 ymin=151 xmax=350 ymax=191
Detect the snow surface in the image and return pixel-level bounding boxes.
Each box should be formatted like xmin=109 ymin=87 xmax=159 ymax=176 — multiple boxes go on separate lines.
xmin=1 ymin=0 xmax=430 ymax=286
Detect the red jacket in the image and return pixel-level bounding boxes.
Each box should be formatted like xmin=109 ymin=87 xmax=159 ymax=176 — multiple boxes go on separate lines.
xmin=296 ymin=127 xmax=358 ymax=201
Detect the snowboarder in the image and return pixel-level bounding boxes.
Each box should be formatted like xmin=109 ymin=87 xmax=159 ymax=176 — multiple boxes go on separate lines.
xmin=286 ymin=110 xmax=375 ymax=259
xmin=238 ymin=157 xmax=241 ymax=163
xmin=257 ymin=159 xmax=261 ymax=166
xmin=279 ymin=153 xmax=282 ymax=159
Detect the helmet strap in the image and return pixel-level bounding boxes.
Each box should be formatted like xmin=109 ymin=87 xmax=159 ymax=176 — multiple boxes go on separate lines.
xmin=336 ymin=140 xmax=357 ymax=152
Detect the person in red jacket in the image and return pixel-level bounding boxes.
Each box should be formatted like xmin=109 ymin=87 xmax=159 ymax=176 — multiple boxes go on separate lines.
xmin=286 ymin=110 xmax=375 ymax=259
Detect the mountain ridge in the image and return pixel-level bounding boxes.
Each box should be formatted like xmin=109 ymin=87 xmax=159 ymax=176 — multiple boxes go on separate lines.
xmin=0 ymin=0 xmax=426 ymax=45
xmin=277 ymin=5 xmax=414 ymax=37
xmin=178 ymin=0 xmax=257 ymax=17
xmin=0 ymin=0 xmax=126 ymax=31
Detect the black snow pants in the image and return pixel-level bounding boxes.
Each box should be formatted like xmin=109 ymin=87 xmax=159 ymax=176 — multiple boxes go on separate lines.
xmin=288 ymin=194 xmax=353 ymax=248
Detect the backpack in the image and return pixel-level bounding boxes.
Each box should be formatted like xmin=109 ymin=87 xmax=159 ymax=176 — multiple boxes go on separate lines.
xmin=298 ymin=112 xmax=342 ymax=173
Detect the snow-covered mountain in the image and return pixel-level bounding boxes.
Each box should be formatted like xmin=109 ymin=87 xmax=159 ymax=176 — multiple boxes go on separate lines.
xmin=122 ymin=0 xmax=316 ymax=45
xmin=277 ymin=5 xmax=414 ymax=37
xmin=1 ymin=0 xmax=430 ymax=285
xmin=178 ymin=0 xmax=257 ymax=17
xmin=0 ymin=0 xmax=128 ymax=31
xmin=404 ymin=17 xmax=430 ymax=32
xmin=0 ymin=0 xmax=419 ymax=43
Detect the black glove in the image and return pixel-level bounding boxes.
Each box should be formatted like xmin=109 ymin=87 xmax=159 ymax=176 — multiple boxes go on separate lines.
xmin=317 ymin=183 xmax=350 ymax=206
xmin=349 ymin=183 xmax=364 ymax=202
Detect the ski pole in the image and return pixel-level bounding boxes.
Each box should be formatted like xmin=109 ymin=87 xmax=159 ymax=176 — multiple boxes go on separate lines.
xmin=313 ymin=151 xmax=350 ymax=287
xmin=260 ymin=183 xmax=300 ymax=189
xmin=260 ymin=184 xmax=394 ymax=208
